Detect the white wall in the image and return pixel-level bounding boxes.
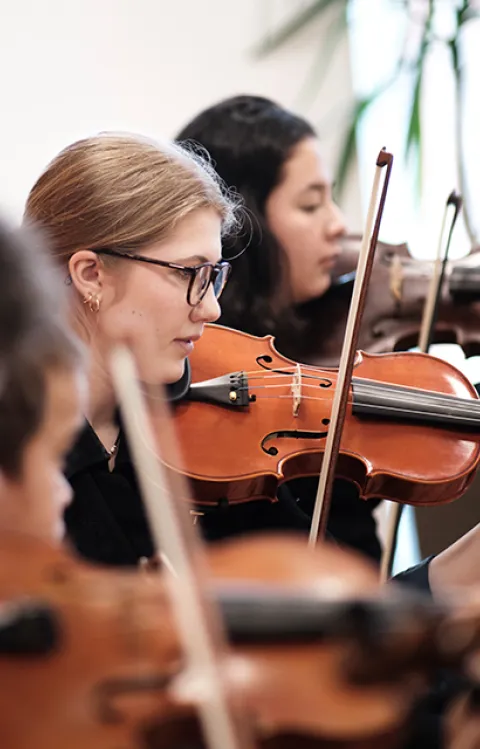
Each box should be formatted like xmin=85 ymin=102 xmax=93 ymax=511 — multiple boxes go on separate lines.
xmin=0 ymin=0 xmax=361 ymax=226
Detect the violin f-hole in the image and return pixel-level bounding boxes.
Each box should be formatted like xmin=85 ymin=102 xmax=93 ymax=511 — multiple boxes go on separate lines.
xmin=261 ymin=429 xmax=329 ymax=456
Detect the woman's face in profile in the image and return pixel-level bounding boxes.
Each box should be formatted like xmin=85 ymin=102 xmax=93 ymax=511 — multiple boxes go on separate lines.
xmin=265 ymin=137 xmax=346 ymax=304
xmin=68 ymin=208 xmax=223 ymax=387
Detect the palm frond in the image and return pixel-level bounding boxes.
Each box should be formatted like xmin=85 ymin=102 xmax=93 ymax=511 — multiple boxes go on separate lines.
xmin=405 ymin=0 xmax=435 ymax=192
xmin=335 ymin=96 xmax=375 ymax=195
xmin=458 ymin=1 xmax=480 ymax=25
xmin=405 ymin=69 xmax=423 ymax=191
xmin=334 ymin=59 xmax=406 ymax=196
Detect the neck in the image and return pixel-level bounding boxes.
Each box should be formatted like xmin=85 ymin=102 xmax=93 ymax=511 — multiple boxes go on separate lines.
xmin=86 ymin=354 xmax=117 ymax=433
xmin=70 ymin=314 xmax=117 ymax=432
xmin=78 ymin=333 xmax=117 ymax=434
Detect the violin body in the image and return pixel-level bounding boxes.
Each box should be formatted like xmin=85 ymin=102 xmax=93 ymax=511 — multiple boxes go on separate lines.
xmin=301 ymin=238 xmax=480 ymax=368
xmin=171 ymin=325 xmax=480 ymax=507
xmin=0 ymin=533 xmax=182 ymax=749
xmin=0 ymin=532 xmax=437 ymax=748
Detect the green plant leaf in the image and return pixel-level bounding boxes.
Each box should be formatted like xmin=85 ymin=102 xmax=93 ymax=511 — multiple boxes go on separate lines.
xmin=335 ymin=118 xmax=357 ymax=198
xmin=405 ymin=0 xmax=435 ymax=193
xmin=458 ymin=1 xmax=480 ymax=26
xmin=405 ymin=68 xmax=422 ymax=190
xmin=251 ymin=0 xmax=342 ymax=58
xmin=333 ymin=58 xmax=406 ymax=196
xmin=335 ymin=96 xmax=375 ymax=195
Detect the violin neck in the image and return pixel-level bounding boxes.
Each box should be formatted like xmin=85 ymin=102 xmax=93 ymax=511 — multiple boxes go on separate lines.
xmin=352 ymin=378 xmax=480 ymax=431
xmin=449 ymin=266 xmax=480 ymax=301
xmin=216 ymin=586 xmax=433 ymax=643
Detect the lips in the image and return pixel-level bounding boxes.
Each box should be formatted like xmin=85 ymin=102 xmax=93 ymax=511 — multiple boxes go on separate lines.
xmin=175 ymin=334 xmax=202 ymax=344
xmin=173 ymin=333 xmax=203 ymax=355
xmin=320 ymin=254 xmax=340 ymax=268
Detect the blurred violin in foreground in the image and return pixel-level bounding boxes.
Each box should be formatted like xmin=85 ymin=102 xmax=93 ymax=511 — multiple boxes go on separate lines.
xmin=0 ymin=530 xmax=479 ymax=749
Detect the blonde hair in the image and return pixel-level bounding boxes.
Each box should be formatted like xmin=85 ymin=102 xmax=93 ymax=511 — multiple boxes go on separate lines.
xmin=24 ymin=133 xmax=237 ymax=264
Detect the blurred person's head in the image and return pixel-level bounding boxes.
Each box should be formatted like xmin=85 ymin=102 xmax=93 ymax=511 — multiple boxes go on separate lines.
xmin=0 ymin=218 xmax=85 ymax=541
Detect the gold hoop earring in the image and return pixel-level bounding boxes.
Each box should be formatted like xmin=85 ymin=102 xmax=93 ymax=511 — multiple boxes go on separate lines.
xmin=83 ymin=292 xmax=101 ymax=313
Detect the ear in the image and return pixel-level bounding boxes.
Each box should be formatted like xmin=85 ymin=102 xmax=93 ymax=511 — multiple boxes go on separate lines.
xmin=68 ymin=251 xmax=106 ymax=301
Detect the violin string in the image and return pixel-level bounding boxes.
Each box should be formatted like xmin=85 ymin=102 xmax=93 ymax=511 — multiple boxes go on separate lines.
xmin=233 ymin=380 xmax=480 ymax=415
xmin=237 ymin=370 xmax=480 ymax=404
xmin=237 ymin=376 xmax=480 ymax=405
xmin=350 ymin=402 xmax=480 ymax=424
xmin=353 ymin=383 xmax=480 ymax=412
xmin=229 ymin=391 xmax=480 ymax=424
xmin=246 ymin=388 xmax=480 ymax=415
xmin=238 ymin=382 xmax=332 ymax=390
xmin=242 ymin=367 xmax=480 ymax=397
xmin=356 ymin=383 xmax=480 ymax=411
xmin=234 ymin=390 xmax=480 ymax=410
xmin=242 ymin=366 xmax=477 ymax=390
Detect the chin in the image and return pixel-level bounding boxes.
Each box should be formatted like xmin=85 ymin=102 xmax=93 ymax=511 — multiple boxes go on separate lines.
xmin=54 ymin=520 xmax=66 ymax=541
xmin=297 ymin=275 xmax=332 ymax=305
xmin=157 ymin=358 xmax=187 ymax=386
xmin=319 ymin=271 xmax=333 ymax=294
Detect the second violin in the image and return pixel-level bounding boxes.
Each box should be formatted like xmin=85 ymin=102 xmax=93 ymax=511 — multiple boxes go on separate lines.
xmin=286 ymin=236 xmax=480 ymax=368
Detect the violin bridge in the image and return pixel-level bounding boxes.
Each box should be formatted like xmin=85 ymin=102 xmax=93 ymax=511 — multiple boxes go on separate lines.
xmin=291 ymin=363 xmax=302 ymax=417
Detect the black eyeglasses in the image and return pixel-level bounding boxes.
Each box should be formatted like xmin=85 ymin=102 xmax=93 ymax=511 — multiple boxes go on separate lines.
xmin=93 ymin=248 xmax=231 ymax=307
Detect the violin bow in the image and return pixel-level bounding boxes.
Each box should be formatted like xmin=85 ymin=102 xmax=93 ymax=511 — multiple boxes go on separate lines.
xmin=419 ymin=191 xmax=463 ymax=352
xmin=380 ymin=191 xmax=463 ymax=582
xmin=309 ymin=149 xmax=394 ymax=547
xmin=110 ymin=347 xmax=254 ymax=749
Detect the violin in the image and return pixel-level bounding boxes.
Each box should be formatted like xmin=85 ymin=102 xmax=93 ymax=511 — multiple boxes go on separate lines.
xmin=0 ymin=530 xmax=475 ymax=749
xmin=289 ymin=236 xmax=480 ymax=368
xmin=168 ymin=324 xmax=480 ymax=507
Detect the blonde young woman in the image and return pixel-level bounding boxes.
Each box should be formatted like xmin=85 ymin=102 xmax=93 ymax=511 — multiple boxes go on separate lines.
xmin=24 ymin=134 xmax=236 ymax=564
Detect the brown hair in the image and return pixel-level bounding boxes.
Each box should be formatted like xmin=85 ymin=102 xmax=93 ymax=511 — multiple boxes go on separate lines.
xmin=0 ymin=219 xmax=83 ymax=476
xmin=23 ymin=133 xmax=238 ymax=264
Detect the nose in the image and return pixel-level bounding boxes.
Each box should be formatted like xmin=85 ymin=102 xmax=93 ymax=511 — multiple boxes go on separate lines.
xmin=326 ymin=200 xmax=347 ymax=240
xmin=190 ymin=283 xmax=221 ymax=324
